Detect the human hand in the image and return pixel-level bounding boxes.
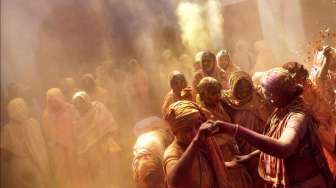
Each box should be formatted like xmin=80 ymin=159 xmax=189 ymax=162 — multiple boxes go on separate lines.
xmin=193 ymin=120 xmax=218 ymax=144
xmin=233 ymin=154 xmax=251 ymax=164
xmin=213 ymin=120 xmax=236 ymax=135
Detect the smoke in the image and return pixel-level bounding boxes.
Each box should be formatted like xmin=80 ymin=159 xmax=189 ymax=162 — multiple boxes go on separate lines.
xmin=206 ymin=0 xmax=224 ymax=50
xmin=1 ymin=1 xmax=336 ymax=188
xmin=177 ymin=1 xmax=210 ymax=54
xmin=176 ymin=0 xmax=225 ymax=53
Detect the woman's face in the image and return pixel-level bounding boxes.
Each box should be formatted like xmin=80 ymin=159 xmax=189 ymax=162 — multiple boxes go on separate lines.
xmin=233 ymin=79 xmax=253 ymax=100
xmin=262 ymin=86 xmax=290 ymax=108
xmin=218 ymin=56 xmax=230 ymax=70
xmin=202 ymin=57 xmax=215 ymax=74
xmin=203 ymin=87 xmax=221 ymax=107
xmin=171 ymin=79 xmax=187 ymax=97
xmin=174 ymin=118 xmax=202 ymax=146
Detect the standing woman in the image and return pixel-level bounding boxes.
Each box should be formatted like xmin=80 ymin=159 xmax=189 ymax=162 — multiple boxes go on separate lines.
xmin=1 ymin=98 xmax=51 ymax=188
xmin=223 ymin=71 xmax=271 ymax=188
xmin=208 ymin=68 xmax=335 ymax=187
xmin=42 ymin=88 xmax=78 ymax=188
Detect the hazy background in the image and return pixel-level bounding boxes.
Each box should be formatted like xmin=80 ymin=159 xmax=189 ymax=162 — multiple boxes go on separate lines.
xmin=1 ymin=0 xmax=336 ymax=187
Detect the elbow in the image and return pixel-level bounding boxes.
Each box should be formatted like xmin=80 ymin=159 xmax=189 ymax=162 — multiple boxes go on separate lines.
xmin=273 ymin=145 xmax=294 ymax=159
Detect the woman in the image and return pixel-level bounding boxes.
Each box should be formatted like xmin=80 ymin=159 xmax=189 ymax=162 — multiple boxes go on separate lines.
xmin=192 ymin=51 xmax=229 ymax=93
xmin=42 ymin=88 xmax=78 ymax=188
xmin=197 ymin=77 xmax=252 ymax=188
xmin=206 ymin=68 xmax=335 ymax=187
xmin=283 ymin=61 xmax=336 ymax=179
xmin=72 ymin=91 xmax=121 ymax=188
xmin=223 ymin=71 xmax=271 ymax=187
xmin=1 ymin=98 xmax=51 ymax=188
xmin=223 ymin=71 xmax=270 ymax=153
xmin=163 ymin=100 xmax=231 ymax=188
xmin=161 ymin=71 xmax=192 ymax=116
xmin=216 ymin=50 xmax=240 ymax=78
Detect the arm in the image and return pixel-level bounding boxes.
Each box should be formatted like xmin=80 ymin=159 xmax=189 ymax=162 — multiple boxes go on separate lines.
xmin=225 ymin=150 xmax=261 ymax=167
xmin=317 ymin=46 xmax=334 ymax=83
xmin=166 ymin=122 xmax=214 ymax=187
xmin=214 ymin=113 xmax=306 ymax=158
xmin=166 ymin=140 xmax=200 ymax=187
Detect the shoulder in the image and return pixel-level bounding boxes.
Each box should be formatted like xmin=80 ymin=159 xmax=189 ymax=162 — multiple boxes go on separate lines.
xmin=165 ymin=91 xmax=174 ymax=99
xmin=163 ymin=140 xmax=184 ymax=173
xmin=286 ymin=112 xmax=311 ymax=138
xmin=164 ymin=140 xmax=183 ymax=162
xmin=193 ymin=71 xmax=203 ymax=78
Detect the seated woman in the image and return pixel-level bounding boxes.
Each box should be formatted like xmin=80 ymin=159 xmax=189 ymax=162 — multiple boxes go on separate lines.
xmin=132 ymin=116 xmax=174 ymax=188
xmin=163 ymin=100 xmax=231 ymax=188
xmin=161 ymin=71 xmax=192 ymax=116
xmin=196 ymin=77 xmax=252 ymax=188
xmin=206 ymin=68 xmax=335 ymax=188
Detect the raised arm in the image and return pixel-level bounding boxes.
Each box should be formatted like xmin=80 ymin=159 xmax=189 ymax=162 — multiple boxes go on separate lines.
xmin=166 ymin=122 xmax=214 ymax=187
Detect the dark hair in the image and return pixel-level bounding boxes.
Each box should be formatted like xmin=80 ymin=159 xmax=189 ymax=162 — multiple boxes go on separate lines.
xmin=169 ymin=71 xmax=186 ymax=87
xmin=282 ymin=62 xmax=308 ymax=80
xmin=293 ymin=84 xmax=304 ymax=97
xmin=201 ymin=51 xmax=216 ymax=63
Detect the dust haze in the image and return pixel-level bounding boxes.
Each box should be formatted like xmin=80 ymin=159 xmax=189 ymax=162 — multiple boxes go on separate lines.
xmin=1 ymin=0 xmax=336 ymax=187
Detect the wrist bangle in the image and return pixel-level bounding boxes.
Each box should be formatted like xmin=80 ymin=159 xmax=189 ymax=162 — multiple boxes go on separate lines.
xmin=233 ymin=124 xmax=239 ymax=137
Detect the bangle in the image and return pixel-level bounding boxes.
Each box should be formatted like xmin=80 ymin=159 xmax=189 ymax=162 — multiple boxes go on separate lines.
xmin=233 ymin=124 xmax=239 ymax=137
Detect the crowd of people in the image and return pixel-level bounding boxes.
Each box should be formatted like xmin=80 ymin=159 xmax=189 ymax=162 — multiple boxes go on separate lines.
xmin=133 ymin=46 xmax=336 ymax=188
xmin=1 ymin=40 xmax=335 ymax=188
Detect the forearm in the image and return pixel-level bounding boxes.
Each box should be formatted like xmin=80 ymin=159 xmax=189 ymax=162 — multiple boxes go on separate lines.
xmin=167 ymin=140 xmax=199 ymax=187
xmin=217 ymin=121 xmax=293 ymax=158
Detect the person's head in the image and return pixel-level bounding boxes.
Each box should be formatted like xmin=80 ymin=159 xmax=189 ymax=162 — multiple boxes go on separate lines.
xmin=282 ymin=62 xmax=308 ymax=86
xmin=169 ymin=71 xmax=187 ymax=97
xmin=229 ymin=71 xmax=253 ymax=100
xmin=60 ymin=77 xmax=77 ymax=100
xmin=7 ymin=98 xmax=30 ymax=123
xmin=216 ymin=50 xmax=231 ymax=70
xmin=81 ymin=73 xmax=95 ymax=93
xmin=201 ymin=51 xmax=216 ymax=75
xmin=262 ymin=68 xmax=303 ymax=108
xmin=164 ymin=100 xmax=206 ymax=146
xmin=197 ymin=77 xmax=222 ymax=107
xmin=46 ymin=88 xmax=65 ymax=113
xmin=194 ymin=51 xmax=204 ymax=71
xmin=72 ymin=91 xmax=91 ymax=114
